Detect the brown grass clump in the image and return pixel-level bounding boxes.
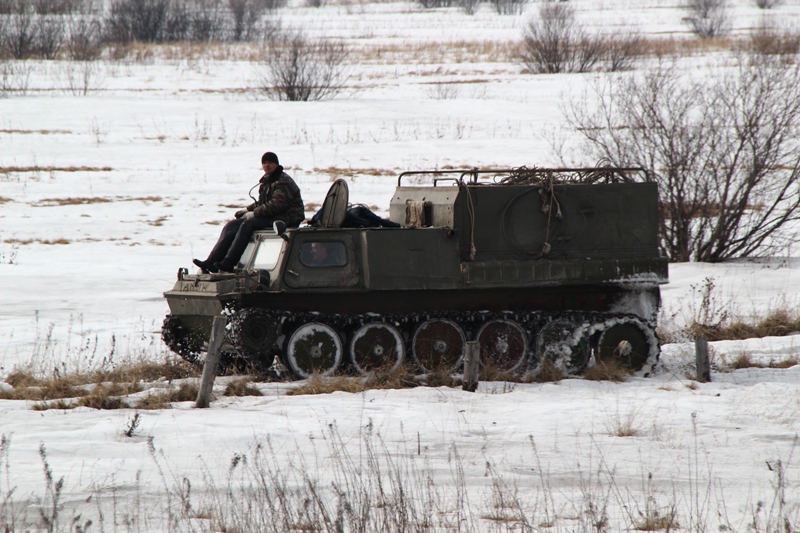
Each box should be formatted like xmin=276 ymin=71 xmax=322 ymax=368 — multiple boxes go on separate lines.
xmin=523 ymin=358 xmax=565 ymax=383
xmin=32 ymin=399 xmax=75 ymax=411
xmin=422 ymin=366 xmax=461 ymax=388
xmin=287 ymin=366 xmax=420 ymax=396
xmin=0 ymin=196 xmax=11 ymax=204
xmin=634 ymin=509 xmax=679 ymax=531
xmin=93 ymin=358 xmax=197 ymax=383
xmin=583 ymin=359 xmax=631 ymax=382
xmin=772 ymin=357 xmax=799 ymax=369
xmin=169 ymin=382 xmax=200 ymax=402
xmin=0 ymin=375 xmax=83 ymax=401
xmin=135 ymin=393 xmax=172 ymax=410
xmin=77 ymin=385 xmax=130 ymax=410
xmin=730 ymin=353 xmax=763 ymax=370
xmin=224 ymin=379 xmax=263 ymax=397
xmin=478 ymin=363 xmax=518 ymax=383
xmin=287 ymin=375 xmax=368 ymax=396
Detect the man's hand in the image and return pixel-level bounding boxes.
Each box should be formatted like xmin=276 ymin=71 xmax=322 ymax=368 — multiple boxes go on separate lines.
xmin=235 ymin=209 xmax=248 ymax=219
xmin=242 ymin=211 xmax=255 ymax=220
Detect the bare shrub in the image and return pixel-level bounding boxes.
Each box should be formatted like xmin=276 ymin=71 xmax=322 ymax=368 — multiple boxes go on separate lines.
xmin=492 ymin=0 xmax=527 ymax=16
xmin=104 ymin=0 xmax=170 ymax=43
xmin=754 ymin=0 xmax=782 ymax=8
xmin=417 ymin=0 xmax=455 ymax=8
xmin=520 ymin=3 xmax=575 ymax=73
xmin=185 ymin=0 xmax=227 ymax=42
xmin=66 ymin=16 xmax=103 ymax=60
xmin=565 ymin=56 xmax=800 ymax=262
xmin=425 ymin=81 xmax=460 ymax=99
xmin=1 ymin=8 xmax=39 ymax=58
xmin=259 ymin=30 xmax=350 ymax=101
xmin=33 ymin=15 xmax=66 ymax=59
xmin=0 ymin=59 xmax=32 ymax=96
xmin=228 ymin=0 xmax=265 ymax=41
xmin=605 ymin=30 xmax=644 ymax=72
xmin=747 ymin=21 xmax=800 ymax=58
xmin=459 ymin=0 xmax=479 ymax=16
xmin=520 ymin=3 xmax=610 ymax=74
xmin=32 ymin=0 xmax=83 ymax=14
xmin=683 ymin=0 xmax=730 ymax=38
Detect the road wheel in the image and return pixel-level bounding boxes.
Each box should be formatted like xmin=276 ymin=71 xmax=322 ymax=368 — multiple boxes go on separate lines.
xmin=477 ymin=319 xmax=528 ymax=373
xmin=412 ymin=318 xmax=465 ymax=373
xmin=285 ymin=322 xmax=343 ymax=378
xmin=349 ymin=322 xmax=405 ymax=375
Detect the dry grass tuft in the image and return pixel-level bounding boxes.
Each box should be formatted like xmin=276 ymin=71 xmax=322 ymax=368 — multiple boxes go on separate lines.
xmin=478 ymin=363 xmax=517 ymax=383
xmin=730 ymin=353 xmax=763 ymax=370
xmin=169 ymin=382 xmax=200 ymax=402
xmin=224 ymin=379 xmax=263 ymax=397
xmin=422 ymin=366 xmax=461 ymax=388
xmin=35 ymin=195 xmax=162 ymax=207
xmin=32 ymin=399 xmax=75 ymax=411
xmin=634 ymin=508 xmax=679 ymax=531
xmin=135 ymin=393 xmax=173 ymax=410
xmin=0 ymin=196 xmax=12 ymax=204
xmin=524 ymin=358 xmax=565 ymax=383
xmin=772 ymin=357 xmax=799 ymax=369
xmin=288 ymin=375 xmax=368 ymax=396
xmin=583 ymin=359 xmax=631 ymax=382
xmin=77 ymin=385 xmax=130 ymax=410
xmin=686 ymin=308 xmax=800 ymax=342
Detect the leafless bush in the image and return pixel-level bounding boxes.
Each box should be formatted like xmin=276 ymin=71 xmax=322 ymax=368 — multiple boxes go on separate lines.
xmin=66 ymin=16 xmax=103 ymax=60
xmin=417 ymin=0 xmax=455 ymax=8
xmin=303 ymin=0 xmax=325 ymax=7
xmin=2 ymin=11 xmax=41 ymax=59
xmin=605 ymin=30 xmax=643 ymax=71
xmin=520 ymin=3 xmax=609 ymax=73
xmin=754 ymin=0 xmax=781 ymax=8
xmin=0 ymin=58 xmax=31 ymax=95
xmin=492 ymin=0 xmax=527 ymax=16
xmin=565 ymin=55 xmax=800 ymax=262
xmin=184 ymin=0 xmax=228 ymax=42
xmin=33 ymin=15 xmax=65 ymax=58
xmin=683 ymin=0 xmax=730 ymax=38
xmin=104 ymin=0 xmax=170 ymax=43
xmin=459 ymin=0 xmax=479 ymax=16
xmin=228 ymin=0 xmax=264 ymax=41
xmin=259 ymin=31 xmax=350 ymax=101
xmin=746 ymin=21 xmax=800 ymax=58
xmin=32 ymin=0 xmax=83 ymax=14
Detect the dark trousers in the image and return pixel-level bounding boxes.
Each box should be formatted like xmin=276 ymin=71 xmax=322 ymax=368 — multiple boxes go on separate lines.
xmin=205 ymin=217 xmax=277 ymax=266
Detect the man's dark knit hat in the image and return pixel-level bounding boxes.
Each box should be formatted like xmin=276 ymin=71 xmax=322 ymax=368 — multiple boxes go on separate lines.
xmin=262 ymin=152 xmax=279 ymax=165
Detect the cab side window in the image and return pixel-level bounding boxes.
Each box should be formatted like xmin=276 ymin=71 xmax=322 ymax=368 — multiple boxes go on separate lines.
xmin=300 ymin=241 xmax=347 ymax=268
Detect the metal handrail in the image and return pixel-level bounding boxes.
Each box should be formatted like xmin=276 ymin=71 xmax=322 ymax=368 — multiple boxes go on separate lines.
xmin=397 ymin=167 xmax=650 ymax=187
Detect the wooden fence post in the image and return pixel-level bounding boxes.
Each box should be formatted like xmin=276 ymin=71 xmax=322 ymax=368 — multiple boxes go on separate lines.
xmin=196 ymin=315 xmax=227 ymax=408
xmin=695 ymin=338 xmax=711 ymax=383
xmin=463 ymin=341 xmax=480 ymax=392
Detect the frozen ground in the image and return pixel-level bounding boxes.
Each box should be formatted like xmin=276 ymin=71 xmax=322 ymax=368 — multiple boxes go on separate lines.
xmin=2 ymin=0 xmax=800 ymax=530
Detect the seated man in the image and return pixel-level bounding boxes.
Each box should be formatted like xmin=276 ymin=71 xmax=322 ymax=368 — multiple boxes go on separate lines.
xmin=194 ymin=151 xmax=305 ymax=273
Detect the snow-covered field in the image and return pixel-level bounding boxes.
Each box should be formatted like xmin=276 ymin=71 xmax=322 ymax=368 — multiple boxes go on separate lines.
xmin=2 ymin=0 xmax=800 ymax=530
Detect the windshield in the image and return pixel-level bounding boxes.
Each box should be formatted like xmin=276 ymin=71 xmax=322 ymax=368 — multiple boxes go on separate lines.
xmin=252 ymin=238 xmax=284 ymax=270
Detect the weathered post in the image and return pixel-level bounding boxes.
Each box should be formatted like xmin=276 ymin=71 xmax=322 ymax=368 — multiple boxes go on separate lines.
xmin=695 ymin=338 xmax=710 ymax=383
xmin=462 ymin=341 xmax=480 ymax=392
xmin=196 ymin=315 xmax=227 ymax=408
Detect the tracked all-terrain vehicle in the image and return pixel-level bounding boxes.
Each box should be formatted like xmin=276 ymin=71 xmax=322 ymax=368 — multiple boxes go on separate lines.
xmin=162 ymin=167 xmax=668 ymax=378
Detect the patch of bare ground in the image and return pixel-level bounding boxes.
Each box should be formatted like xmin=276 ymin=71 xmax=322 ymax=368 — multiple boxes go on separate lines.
xmin=0 ymin=197 xmax=12 ymax=204
xmin=34 ymin=195 xmax=162 ymax=207
xmin=0 ymin=166 xmax=112 ymax=174
xmin=1 ymin=358 xmax=198 ymax=410
xmin=313 ymin=166 xmax=397 ymax=178
xmin=0 ymin=129 xmax=73 ymax=135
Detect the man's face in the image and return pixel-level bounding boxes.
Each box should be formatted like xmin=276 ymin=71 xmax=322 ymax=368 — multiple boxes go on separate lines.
xmin=262 ymin=161 xmax=278 ymax=174
xmin=310 ymin=243 xmax=328 ymax=260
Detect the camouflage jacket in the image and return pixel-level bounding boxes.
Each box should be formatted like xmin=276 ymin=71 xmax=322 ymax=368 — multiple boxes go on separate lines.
xmin=247 ymin=166 xmax=305 ymax=226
